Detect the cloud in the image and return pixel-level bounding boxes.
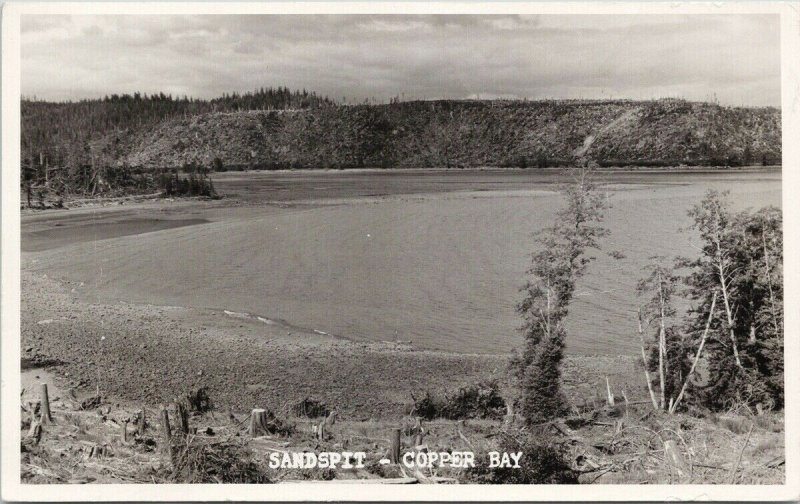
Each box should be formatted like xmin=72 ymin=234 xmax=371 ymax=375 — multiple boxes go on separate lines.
xmin=21 ymin=14 xmax=780 ymax=106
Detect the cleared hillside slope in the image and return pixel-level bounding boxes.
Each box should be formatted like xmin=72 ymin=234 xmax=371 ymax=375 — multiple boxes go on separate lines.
xmin=113 ymin=99 xmax=780 ymax=170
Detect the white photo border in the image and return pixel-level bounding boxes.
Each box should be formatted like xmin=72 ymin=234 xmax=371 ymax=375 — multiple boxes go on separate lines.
xmin=2 ymin=2 xmax=799 ymax=501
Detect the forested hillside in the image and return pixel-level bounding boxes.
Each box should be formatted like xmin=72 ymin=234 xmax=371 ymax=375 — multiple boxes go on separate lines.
xmin=21 ymin=91 xmax=782 ymax=196
xmin=21 ymin=87 xmax=334 ymax=194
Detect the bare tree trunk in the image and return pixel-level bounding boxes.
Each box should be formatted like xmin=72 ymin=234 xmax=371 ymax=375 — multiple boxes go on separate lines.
xmin=670 ymin=292 xmax=717 ymax=414
xmin=762 ymin=228 xmax=780 ymax=335
xmin=638 ymin=308 xmax=660 ymax=411
xmin=718 ymin=259 xmax=743 ymax=368
xmin=714 ymin=225 xmax=743 ymax=368
xmin=657 ymin=271 xmax=667 ymax=409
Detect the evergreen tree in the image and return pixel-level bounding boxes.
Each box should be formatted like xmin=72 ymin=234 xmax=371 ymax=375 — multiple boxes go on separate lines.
xmin=513 ymin=167 xmax=608 ymax=424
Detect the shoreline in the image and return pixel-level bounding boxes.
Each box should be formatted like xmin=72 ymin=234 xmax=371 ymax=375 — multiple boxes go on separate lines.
xmin=21 ymin=270 xmax=644 ymax=418
xmin=21 ymin=165 xmax=782 ymax=210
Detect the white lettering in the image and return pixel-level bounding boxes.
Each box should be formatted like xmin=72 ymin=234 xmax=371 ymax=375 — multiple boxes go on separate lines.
xmin=463 ymin=451 xmax=475 ymax=468
xmin=352 ymin=452 xmax=367 ymax=468
xmin=268 ymin=452 xmax=280 ymax=468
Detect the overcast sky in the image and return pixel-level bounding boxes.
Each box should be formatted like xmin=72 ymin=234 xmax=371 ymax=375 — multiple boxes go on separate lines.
xmin=21 ymin=14 xmax=781 ymax=106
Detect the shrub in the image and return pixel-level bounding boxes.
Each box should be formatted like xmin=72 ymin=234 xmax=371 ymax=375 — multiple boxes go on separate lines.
xmin=462 ymin=431 xmax=577 ymax=484
xmin=412 ymin=381 xmax=506 ymax=420
xmin=186 ymin=387 xmax=213 ymax=413
xmin=412 ymin=391 xmax=441 ymax=420
xmin=292 ymin=398 xmax=330 ymax=419
xmin=167 ymin=437 xmax=270 ymax=483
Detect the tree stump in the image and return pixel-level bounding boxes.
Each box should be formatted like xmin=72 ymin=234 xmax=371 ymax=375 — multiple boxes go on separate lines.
xmin=390 ymin=428 xmax=401 ymax=464
xmin=316 ymin=410 xmax=337 ymax=440
xmin=86 ymin=443 xmax=108 ymax=459
xmin=407 ymin=416 xmax=421 ymax=435
xmin=161 ymin=407 xmax=173 ymax=460
xmin=249 ymin=409 xmax=270 ymax=437
xmin=122 ymin=419 xmax=129 ymax=443
xmin=504 ymin=401 xmax=515 ymax=425
xmin=174 ymin=402 xmax=189 ymax=436
xmin=137 ymin=408 xmax=147 ymax=437
xmin=606 ymin=377 xmax=615 ymax=407
xmin=40 ymin=384 xmax=53 ymax=425
xmin=22 ymin=421 xmax=42 ymax=451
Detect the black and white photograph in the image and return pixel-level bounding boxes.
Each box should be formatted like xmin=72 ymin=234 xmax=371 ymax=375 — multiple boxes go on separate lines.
xmin=1 ymin=2 xmax=798 ymax=501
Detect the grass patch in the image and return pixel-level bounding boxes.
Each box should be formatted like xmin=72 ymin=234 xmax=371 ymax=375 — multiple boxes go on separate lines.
xmin=753 ymin=413 xmax=783 ymax=433
xmin=715 ymin=416 xmax=752 ymax=435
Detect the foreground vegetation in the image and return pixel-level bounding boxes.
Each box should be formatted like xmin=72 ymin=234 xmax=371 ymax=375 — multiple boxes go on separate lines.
xmin=20 ymin=378 xmax=784 ymax=484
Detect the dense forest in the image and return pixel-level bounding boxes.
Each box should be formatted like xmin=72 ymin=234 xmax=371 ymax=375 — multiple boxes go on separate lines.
xmin=21 ymin=88 xmax=782 ymax=197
